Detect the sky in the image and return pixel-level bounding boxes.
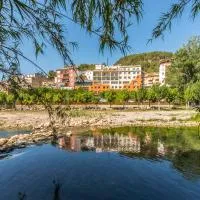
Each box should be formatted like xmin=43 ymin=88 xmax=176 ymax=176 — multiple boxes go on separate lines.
xmin=20 ymin=0 xmax=200 ymax=74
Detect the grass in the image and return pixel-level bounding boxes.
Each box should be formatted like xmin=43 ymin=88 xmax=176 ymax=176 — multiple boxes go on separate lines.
xmin=190 ymin=113 xmax=200 ymax=122
xmin=67 ymin=109 xmax=104 ymax=118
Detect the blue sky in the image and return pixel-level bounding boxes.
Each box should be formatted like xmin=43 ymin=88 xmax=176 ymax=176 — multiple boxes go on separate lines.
xmin=20 ymin=0 xmax=200 ymax=74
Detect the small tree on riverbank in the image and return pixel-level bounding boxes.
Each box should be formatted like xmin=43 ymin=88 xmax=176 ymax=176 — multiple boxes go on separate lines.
xmin=103 ymin=90 xmax=116 ymax=108
xmin=116 ymin=90 xmax=130 ymax=109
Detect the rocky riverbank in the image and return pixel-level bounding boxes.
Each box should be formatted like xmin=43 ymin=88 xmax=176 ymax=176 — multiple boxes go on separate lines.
xmin=0 ymin=110 xmax=198 ymax=130
xmin=0 ymin=128 xmax=73 ymax=153
xmin=0 ymin=109 xmax=199 ymax=153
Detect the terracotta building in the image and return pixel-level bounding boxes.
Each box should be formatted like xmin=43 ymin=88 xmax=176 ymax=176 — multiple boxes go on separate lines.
xmin=142 ymin=73 xmax=160 ymax=87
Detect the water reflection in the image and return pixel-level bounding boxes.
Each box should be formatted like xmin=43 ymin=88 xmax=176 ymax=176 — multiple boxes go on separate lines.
xmin=58 ymin=133 xmax=141 ymax=153
xmin=1 ymin=126 xmax=200 ymax=200
xmin=57 ymin=126 xmax=200 ymax=180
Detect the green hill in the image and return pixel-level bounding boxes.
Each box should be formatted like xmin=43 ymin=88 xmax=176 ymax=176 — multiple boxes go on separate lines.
xmin=115 ymin=51 xmax=173 ymax=72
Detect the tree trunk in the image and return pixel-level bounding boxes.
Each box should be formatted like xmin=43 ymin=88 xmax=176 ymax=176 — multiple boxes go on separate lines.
xmin=148 ymin=100 xmax=151 ymax=108
xmin=158 ymin=100 xmax=160 ymax=111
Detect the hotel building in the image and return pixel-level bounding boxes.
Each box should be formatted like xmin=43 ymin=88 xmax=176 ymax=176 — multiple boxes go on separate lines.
xmin=89 ymin=65 xmax=142 ymax=92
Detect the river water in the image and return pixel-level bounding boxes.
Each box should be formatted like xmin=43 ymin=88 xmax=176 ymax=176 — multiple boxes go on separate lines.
xmin=0 ymin=126 xmax=200 ymax=200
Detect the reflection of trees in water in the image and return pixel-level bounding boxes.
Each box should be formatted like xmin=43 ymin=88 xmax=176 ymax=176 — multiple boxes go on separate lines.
xmin=56 ymin=126 xmax=200 ymax=180
xmin=170 ymin=150 xmax=200 ymax=180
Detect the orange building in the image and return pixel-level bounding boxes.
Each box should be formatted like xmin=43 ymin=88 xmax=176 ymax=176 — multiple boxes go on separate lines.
xmin=89 ymin=83 xmax=110 ymax=93
xmin=123 ymin=75 xmax=142 ymax=91
xmin=142 ymin=73 xmax=159 ymax=87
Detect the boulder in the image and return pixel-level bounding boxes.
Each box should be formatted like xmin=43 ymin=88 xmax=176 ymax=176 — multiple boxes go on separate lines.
xmin=0 ymin=138 xmax=8 ymax=146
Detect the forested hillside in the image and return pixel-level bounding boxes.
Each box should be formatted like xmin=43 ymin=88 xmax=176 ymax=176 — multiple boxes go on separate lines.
xmin=78 ymin=64 xmax=95 ymax=71
xmin=115 ymin=51 xmax=173 ymax=72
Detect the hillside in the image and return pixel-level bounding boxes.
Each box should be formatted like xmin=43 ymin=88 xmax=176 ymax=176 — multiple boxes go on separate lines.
xmin=115 ymin=51 xmax=173 ymax=72
xmin=78 ymin=64 xmax=95 ymax=71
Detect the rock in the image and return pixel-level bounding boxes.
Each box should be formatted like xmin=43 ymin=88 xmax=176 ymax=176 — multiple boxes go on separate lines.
xmin=66 ymin=131 xmax=72 ymax=136
xmin=0 ymin=138 xmax=8 ymax=146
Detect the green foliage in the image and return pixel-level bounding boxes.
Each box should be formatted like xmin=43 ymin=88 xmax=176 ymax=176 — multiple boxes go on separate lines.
xmin=166 ymin=36 xmax=200 ymax=90
xmin=166 ymin=88 xmax=178 ymax=105
xmin=78 ymin=64 xmax=95 ymax=71
xmin=48 ymin=71 xmax=56 ymax=79
xmin=0 ymin=84 xmax=194 ymax=110
xmin=146 ymin=87 xmax=157 ymax=103
xmin=0 ymin=92 xmax=6 ymax=106
xmin=184 ymin=81 xmax=200 ymax=104
xmin=116 ymin=90 xmax=130 ymax=107
xmin=102 ymin=90 xmax=116 ymax=108
xmin=0 ymin=0 xmax=143 ymax=80
xmin=190 ymin=113 xmax=200 ymax=122
xmin=115 ymin=51 xmax=173 ymax=72
xmin=151 ymin=0 xmax=200 ymax=40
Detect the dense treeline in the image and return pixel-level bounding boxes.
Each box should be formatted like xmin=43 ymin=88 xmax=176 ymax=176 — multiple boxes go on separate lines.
xmin=115 ymin=51 xmax=173 ymax=73
xmin=77 ymin=64 xmax=95 ymax=71
xmin=0 ymin=84 xmax=197 ymax=110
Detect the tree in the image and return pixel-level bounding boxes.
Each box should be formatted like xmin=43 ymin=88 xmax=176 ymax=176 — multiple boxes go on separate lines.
xmin=0 ymin=92 xmax=6 ymax=108
xmin=91 ymin=95 xmax=101 ymax=109
xmin=146 ymin=87 xmax=157 ymax=107
xmin=103 ymin=90 xmax=116 ymax=108
xmin=0 ymin=0 xmax=144 ymax=82
xmin=184 ymin=82 xmax=200 ymax=108
xmin=6 ymin=94 xmax=16 ymax=109
xmin=152 ymin=0 xmax=200 ymax=40
xmin=48 ymin=71 xmax=56 ymax=80
xmin=157 ymin=85 xmax=169 ymax=110
xmin=116 ymin=90 xmax=130 ymax=109
xmin=147 ymin=84 xmax=168 ymax=110
xmin=166 ymin=88 xmax=178 ymax=108
xmin=78 ymin=64 xmax=95 ymax=71
xmin=137 ymin=88 xmax=147 ymax=107
xmin=166 ymin=36 xmax=200 ymax=90
xmin=115 ymin=51 xmax=173 ymax=73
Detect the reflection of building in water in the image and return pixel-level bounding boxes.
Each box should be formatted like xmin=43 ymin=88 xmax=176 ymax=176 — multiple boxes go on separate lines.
xmin=58 ymin=133 xmax=141 ymax=153
xmin=58 ymin=135 xmax=81 ymax=152
xmin=157 ymin=140 xmax=166 ymax=155
xmin=86 ymin=133 xmax=141 ymax=152
xmin=144 ymin=132 xmax=151 ymax=144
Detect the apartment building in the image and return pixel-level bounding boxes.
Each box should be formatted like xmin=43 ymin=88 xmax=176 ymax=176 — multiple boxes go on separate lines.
xmin=142 ymin=73 xmax=160 ymax=87
xmin=159 ymin=60 xmax=171 ymax=85
xmin=89 ymin=65 xmax=142 ymax=92
xmin=83 ymin=70 xmax=93 ymax=82
xmin=55 ymin=67 xmax=77 ymax=88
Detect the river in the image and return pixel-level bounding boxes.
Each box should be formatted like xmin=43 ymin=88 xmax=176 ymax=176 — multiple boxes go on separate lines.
xmin=0 ymin=126 xmax=200 ymax=200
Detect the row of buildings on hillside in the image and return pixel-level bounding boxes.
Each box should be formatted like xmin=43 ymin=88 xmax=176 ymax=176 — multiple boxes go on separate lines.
xmin=13 ymin=60 xmax=171 ymax=92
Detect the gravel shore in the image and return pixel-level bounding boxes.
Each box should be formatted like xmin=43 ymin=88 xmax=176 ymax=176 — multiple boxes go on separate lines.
xmin=0 ymin=109 xmax=198 ymax=130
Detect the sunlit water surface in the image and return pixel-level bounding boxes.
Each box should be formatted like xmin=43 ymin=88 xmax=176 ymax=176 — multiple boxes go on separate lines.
xmin=0 ymin=127 xmax=200 ymax=200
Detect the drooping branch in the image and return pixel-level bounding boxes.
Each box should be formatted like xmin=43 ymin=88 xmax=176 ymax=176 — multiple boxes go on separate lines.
xmin=150 ymin=0 xmax=199 ymax=41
